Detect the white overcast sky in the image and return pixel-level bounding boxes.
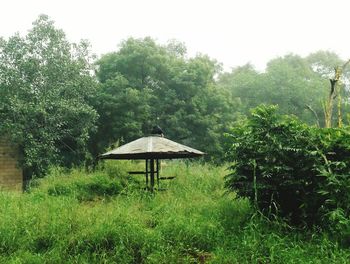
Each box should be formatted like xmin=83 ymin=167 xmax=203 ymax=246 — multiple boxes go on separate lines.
xmin=1 ymin=0 xmax=350 ymax=71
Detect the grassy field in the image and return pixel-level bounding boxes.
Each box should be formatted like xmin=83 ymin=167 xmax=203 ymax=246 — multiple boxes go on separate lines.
xmin=0 ymin=161 xmax=349 ymax=263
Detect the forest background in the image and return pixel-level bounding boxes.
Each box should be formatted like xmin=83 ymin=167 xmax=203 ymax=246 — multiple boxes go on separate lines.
xmin=1 ymin=15 xmax=349 ymax=178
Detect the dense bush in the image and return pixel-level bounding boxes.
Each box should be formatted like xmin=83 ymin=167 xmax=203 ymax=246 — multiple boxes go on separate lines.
xmin=225 ymin=105 xmax=350 ymax=229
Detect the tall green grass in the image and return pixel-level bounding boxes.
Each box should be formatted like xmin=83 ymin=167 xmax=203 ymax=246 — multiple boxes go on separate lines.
xmin=0 ymin=160 xmax=348 ymax=263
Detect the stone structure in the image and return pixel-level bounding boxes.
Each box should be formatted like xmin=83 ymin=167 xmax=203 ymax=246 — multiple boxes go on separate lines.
xmin=0 ymin=138 xmax=23 ymax=191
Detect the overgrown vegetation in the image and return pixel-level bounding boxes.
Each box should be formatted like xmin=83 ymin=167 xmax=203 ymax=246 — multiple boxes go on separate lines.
xmin=2 ymin=15 xmax=350 ymax=262
xmin=0 ymin=162 xmax=348 ymax=263
xmin=225 ymin=105 xmax=350 ymax=233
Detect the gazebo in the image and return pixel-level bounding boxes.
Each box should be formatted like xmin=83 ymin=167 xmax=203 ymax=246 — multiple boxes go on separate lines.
xmin=100 ymin=135 xmax=204 ymax=191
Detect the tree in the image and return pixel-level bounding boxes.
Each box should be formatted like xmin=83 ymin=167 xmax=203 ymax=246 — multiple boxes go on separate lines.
xmin=90 ymin=37 xmax=166 ymax=160
xmin=217 ymin=64 xmax=260 ymax=115
xmin=218 ymin=54 xmax=332 ymax=127
xmin=91 ymin=37 xmax=235 ymax=161
xmin=0 ymin=15 xmax=97 ymax=177
xmin=306 ymin=51 xmax=350 ymax=128
xmin=263 ymin=54 xmax=327 ymax=124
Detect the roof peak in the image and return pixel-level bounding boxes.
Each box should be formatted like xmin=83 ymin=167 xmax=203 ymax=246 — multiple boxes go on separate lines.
xmin=145 ymin=134 xmax=164 ymax=138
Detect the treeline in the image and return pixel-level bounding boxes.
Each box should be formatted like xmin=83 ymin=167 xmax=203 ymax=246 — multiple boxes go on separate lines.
xmin=1 ymin=15 xmax=349 ymax=177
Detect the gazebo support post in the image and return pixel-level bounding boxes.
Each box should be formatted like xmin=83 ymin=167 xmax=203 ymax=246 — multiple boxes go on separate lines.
xmin=150 ymin=159 xmax=155 ymax=192
xmin=156 ymin=159 xmax=160 ymax=189
xmin=145 ymin=159 xmax=149 ymax=189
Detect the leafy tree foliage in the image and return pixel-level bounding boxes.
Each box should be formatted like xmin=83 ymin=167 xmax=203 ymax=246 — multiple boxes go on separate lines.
xmin=263 ymin=55 xmax=326 ymax=122
xmin=217 ymin=64 xmax=261 ymax=115
xmin=225 ymin=105 xmax=350 ymax=229
xmin=218 ymin=53 xmax=350 ymax=127
xmin=0 ymin=15 xmax=97 ymax=177
xmin=91 ymin=37 xmax=237 ymax=161
xmin=2 ymin=14 xmax=350 ymax=182
xmin=306 ymin=51 xmax=350 ymax=128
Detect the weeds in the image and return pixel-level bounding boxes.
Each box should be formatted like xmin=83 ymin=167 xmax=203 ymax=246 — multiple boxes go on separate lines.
xmin=0 ymin=161 xmax=347 ymax=263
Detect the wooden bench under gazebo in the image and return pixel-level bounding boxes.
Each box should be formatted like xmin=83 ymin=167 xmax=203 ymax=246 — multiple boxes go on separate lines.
xmin=100 ymin=135 xmax=204 ymax=191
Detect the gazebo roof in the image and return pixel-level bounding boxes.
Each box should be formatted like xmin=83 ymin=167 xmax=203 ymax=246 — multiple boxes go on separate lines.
xmin=100 ymin=136 xmax=204 ymax=160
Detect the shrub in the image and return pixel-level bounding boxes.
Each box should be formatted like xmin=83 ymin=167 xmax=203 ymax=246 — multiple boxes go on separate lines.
xmin=225 ymin=105 xmax=350 ymax=228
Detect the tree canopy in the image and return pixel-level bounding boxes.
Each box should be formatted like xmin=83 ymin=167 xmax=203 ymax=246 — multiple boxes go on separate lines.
xmin=1 ymin=15 xmax=350 ymax=176
xmin=0 ymin=15 xmax=97 ymax=177
xmin=91 ymin=37 xmax=237 ymax=161
xmin=218 ymin=52 xmax=350 ymax=127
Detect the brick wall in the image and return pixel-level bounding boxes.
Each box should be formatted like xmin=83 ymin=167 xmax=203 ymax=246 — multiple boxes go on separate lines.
xmin=0 ymin=138 xmax=23 ymax=191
